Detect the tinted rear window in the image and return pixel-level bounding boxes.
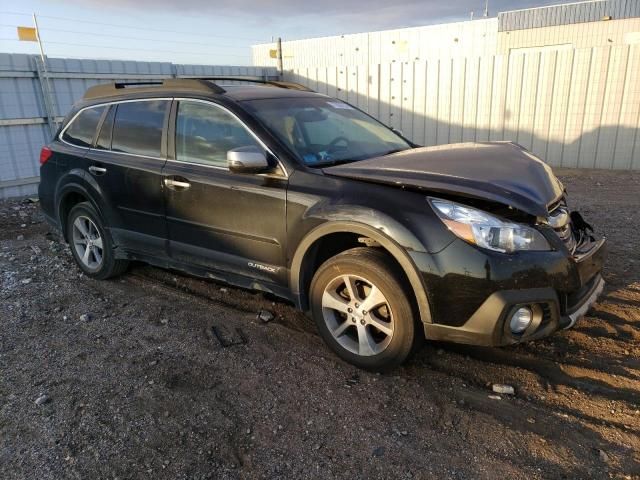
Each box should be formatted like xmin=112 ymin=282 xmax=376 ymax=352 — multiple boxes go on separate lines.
xmin=62 ymin=106 xmax=105 ymax=147
xmin=111 ymin=100 xmax=168 ymax=157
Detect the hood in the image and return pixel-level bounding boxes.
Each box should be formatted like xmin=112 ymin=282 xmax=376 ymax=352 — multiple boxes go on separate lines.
xmin=323 ymin=142 xmax=564 ymax=217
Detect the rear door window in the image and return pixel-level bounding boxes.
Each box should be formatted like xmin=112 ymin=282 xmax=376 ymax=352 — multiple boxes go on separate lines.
xmin=62 ymin=106 xmax=105 ymax=147
xmin=111 ymin=100 xmax=169 ymax=157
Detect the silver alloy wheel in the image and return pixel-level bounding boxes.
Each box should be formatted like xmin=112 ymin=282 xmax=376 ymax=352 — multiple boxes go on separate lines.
xmin=72 ymin=215 xmax=104 ymax=270
xmin=321 ymin=274 xmax=394 ymax=356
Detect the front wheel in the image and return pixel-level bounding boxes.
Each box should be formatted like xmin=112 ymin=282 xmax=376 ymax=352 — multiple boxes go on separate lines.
xmin=309 ymin=247 xmax=419 ymax=371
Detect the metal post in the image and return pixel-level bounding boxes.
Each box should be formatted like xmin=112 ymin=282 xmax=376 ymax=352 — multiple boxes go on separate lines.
xmin=276 ymin=37 xmax=283 ymax=78
xmin=33 ymin=13 xmax=47 ymax=70
xmin=33 ymin=13 xmax=58 ymax=135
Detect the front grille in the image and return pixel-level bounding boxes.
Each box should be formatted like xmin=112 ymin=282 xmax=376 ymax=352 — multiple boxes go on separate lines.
xmin=548 ymin=201 xmax=577 ymax=253
xmin=555 ymin=223 xmax=576 ymax=252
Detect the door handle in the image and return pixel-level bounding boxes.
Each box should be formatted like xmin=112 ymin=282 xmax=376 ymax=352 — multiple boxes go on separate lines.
xmin=164 ymin=178 xmax=191 ymax=190
xmin=88 ymin=165 xmax=107 ymax=175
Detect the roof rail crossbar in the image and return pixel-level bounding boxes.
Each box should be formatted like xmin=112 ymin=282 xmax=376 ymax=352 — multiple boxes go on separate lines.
xmin=183 ymin=76 xmax=315 ymax=92
xmin=83 ymin=78 xmax=226 ymax=100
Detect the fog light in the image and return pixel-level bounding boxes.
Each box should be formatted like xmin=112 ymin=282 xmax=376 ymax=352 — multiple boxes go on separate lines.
xmin=510 ymin=307 xmax=532 ymax=334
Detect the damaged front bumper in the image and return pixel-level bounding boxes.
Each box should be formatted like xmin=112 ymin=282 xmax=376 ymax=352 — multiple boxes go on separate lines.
xmin=416 ymin=227 xmax=607 ymax=347
xmin=563 ymin=273 xmax=605 ymax=330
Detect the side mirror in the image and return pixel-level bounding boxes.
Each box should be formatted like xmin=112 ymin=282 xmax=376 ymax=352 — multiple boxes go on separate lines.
xmin=227 ymin=146 xmax=269 ymax=174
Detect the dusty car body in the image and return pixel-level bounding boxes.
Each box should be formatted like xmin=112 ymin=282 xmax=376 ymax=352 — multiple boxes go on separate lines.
xmin=38 ymin=78 xmax=606 ymax=369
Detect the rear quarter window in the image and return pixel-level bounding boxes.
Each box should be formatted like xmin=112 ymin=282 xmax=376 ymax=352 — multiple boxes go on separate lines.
xmin=111 ymin=100 xmax=168 ymax=157
xmin=95 ymin=105 xmax=115 ymax=150
xmin=61 ymin=106 xmax=106 ymax=147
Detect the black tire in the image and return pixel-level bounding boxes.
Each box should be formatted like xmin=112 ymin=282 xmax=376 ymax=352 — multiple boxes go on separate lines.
xmin=66 ymin=201 xmax=129 ymax=280
xmin=310 ymin=247 xmax=419 ymax=371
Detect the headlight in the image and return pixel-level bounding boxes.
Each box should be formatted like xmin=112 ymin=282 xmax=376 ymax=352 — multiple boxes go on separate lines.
xmin=429 ymin=198 xmax=550 ymax=253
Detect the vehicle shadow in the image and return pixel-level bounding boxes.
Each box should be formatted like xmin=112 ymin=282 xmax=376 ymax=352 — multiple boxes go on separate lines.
xmin=425 ymin=340 xmax=640 ymax=405
xmin=446 ymin=384 xmax=640 ymax=476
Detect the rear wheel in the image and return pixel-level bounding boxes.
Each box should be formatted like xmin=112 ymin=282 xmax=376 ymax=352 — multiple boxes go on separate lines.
xmin=310 ymin=247 xmax=418 ymax=371
xmin=67 ymin=202 xmax=129 ymax=279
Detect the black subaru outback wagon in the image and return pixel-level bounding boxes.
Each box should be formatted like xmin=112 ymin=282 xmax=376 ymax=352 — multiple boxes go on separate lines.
xmin=39 ymin=78 xmax=606 ymax=370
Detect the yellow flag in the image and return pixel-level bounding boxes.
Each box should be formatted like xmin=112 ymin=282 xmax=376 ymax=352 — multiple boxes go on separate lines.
xmin=17 ymin=26 xmax=38 ymax=42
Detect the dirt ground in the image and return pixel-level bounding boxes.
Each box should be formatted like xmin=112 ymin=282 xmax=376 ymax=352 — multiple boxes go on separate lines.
xmin=1 ymin=168 xmax=639 ymax=479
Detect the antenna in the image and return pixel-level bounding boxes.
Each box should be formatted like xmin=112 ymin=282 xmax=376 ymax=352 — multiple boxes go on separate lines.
xmin=483 ymin=0 xmax=489 ymax=17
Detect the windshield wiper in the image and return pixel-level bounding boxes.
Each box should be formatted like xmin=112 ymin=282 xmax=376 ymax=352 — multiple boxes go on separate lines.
xmin=314 ymin=148 xmax=408 ymax=168
xmin=312 ymin=159 xmax=355 ymax=168
xmin=379 ymin=148 xmax=406 ymax=157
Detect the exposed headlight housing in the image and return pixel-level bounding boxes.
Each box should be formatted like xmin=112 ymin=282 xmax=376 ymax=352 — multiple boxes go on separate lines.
xmin=429 ymin=198 xmax=550 ymax=253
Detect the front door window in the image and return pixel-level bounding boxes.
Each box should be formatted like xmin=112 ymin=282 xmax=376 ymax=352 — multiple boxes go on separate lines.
xmin=175 ymin=101 xmax=262 ymax=168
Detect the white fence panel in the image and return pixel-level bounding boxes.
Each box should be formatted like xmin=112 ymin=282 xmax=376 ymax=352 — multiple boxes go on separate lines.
xmin=546 ymin=49 xmax=574 ymax=166
xmin=400 ymin=62 xmax=415 ymax=140
xmin=531 ymin=51 xmax=557 ymax=163
xmin=283 ymin=45 xmax=640 ymax=170
xmin=489 ymin=55 xmax=508 ymax=142
xmin=614 ymin=46 xmax=640 ymax=169
xmin=424 ymin=59 xmax=439 ymax=147
xmin=596 ymin=46 xmax=629 ymax=169
xmin=562 ymin=48 xmax=592 ymax=168
xmin=411 ymin=62 xmax=427 ymax=146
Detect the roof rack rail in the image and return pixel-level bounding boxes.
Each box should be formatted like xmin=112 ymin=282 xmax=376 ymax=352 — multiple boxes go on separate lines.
xmin=82 ymin=78 xmax=226 ymax=100
xmin=82 ymin=76 xmax=314 ymax=101
xmin=184 ymin=76 xmax=315 ymax=92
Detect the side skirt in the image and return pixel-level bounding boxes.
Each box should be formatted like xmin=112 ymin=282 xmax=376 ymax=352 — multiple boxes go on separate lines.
xmin=125 ymin=250 xmax=296 ymax=305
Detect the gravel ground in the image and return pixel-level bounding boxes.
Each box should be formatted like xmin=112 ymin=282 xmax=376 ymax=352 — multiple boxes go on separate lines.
xmin=1 ymin=168 xmax=639 ymax=479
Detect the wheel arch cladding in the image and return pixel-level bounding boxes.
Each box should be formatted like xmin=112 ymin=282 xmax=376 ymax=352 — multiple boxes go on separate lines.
xmin=56 ymin=173 xmax=108 ymax=241
xmin=290 ymin=221 xmax=433 ymax=324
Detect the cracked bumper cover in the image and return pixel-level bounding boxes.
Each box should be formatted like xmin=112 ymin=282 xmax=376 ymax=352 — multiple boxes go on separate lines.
xmin=418 ymin=238 xmax=607 ymax=347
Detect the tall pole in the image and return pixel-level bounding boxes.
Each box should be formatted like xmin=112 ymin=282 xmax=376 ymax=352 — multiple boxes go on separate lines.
xmin=32 ymin=13 xmax=58 ymax=133
xmin=276 ymin=37 xmax=283 ymax=77
xmin=32 ymin=13 xmax=48 ymax=74
xmin=483 ymin=0 xmax=489 ymax=17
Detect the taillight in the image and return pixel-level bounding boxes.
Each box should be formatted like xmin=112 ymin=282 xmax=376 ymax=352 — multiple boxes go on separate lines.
xmin=40 ymin=146 xmax=53 ymax=165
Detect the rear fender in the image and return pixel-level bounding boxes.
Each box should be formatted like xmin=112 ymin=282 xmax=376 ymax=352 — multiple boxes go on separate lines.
xmin=55 ymin=169 xmax=117 ymax=241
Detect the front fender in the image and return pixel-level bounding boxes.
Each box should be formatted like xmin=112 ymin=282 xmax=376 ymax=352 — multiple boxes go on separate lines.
xmin=300 ymin=203 xmax=427 ymax=253
xmin=289 ymin=218 xmax=433 ymax=325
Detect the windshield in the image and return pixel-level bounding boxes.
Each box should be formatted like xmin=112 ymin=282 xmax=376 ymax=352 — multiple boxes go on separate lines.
xmin=242 ymin=97 xmax=412 ymax=167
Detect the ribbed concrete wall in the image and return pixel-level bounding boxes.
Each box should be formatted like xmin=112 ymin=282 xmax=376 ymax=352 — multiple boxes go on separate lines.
xmin=284 ymin=45 xmax=640 ymax=170
xmin=497 ymin=17 xmax=640 ymax=53
xmin=0 ymin=53 xmax=277 ymax=199
xmin=252 ymin=19 xmax=498 ymax=68
xmin=498 ymin=0 xmax=640 ymax=31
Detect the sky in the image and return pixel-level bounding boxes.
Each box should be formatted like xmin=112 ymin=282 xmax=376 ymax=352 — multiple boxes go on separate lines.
xmin=0 ymin=0 xmax=579 ymax=65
